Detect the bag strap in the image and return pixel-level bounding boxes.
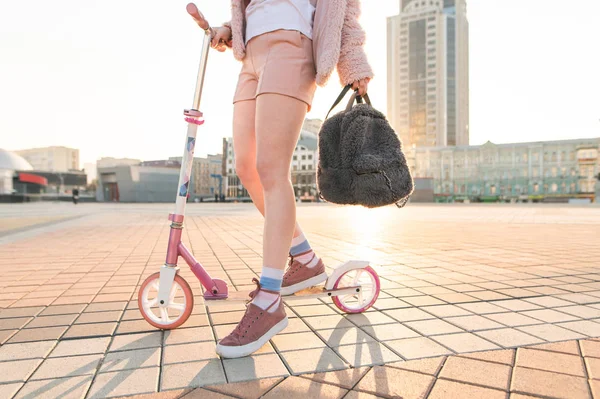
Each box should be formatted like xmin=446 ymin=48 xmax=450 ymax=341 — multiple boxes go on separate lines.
xmin=325 ymin=85 xmax=373 ymax=120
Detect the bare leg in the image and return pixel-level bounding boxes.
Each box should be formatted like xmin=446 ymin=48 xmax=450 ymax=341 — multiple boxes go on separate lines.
xmin=233 ymin=99 xmax=304 ymax=238
xmin=254 ymin=94 xmax=307 ymax=269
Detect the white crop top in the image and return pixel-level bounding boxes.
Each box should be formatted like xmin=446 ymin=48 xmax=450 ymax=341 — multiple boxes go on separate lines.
xmin=245 ymin=0 xmax=316 ymax=44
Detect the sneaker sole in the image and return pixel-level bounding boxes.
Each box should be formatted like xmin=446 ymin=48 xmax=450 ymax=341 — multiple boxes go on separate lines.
xmin=215 ymin=317 xmax=288 ymax=358
xmin=280 ymin=272 xmax=328 ymax=296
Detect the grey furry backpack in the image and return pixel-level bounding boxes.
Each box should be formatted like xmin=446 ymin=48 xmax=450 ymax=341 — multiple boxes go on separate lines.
xmin=317 ymin=86 xmax=413 ymax=208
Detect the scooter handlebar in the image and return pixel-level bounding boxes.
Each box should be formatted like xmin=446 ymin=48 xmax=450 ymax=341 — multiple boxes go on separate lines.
xmin=186 ymin=3 xmax=210 ymax=31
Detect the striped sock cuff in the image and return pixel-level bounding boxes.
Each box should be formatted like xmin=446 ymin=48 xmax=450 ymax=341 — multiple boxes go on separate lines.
xmin=290 ymin=239 xmax=311 ymax=256
xmin=259 ymin=266 xmax=284 ymax=292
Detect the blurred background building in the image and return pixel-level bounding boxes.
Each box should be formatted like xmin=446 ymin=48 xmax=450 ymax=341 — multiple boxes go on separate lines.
xmin=387 ymin=0 xmax=469 ymax=148
xmin=411 ymin=137 xmax=600 ymax=202
xmin=15 ymin=146 xmax=80 ymax=172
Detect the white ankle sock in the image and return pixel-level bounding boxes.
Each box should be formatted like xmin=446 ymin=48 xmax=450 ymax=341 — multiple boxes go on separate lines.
xmin=252 ymin=290 xmax=280 ymax=312
xmin=295 ymin=252 xmax=320 ymax=268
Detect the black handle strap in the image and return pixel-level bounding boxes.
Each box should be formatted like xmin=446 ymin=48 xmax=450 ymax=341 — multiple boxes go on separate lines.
xmin=325 ymin=85 xmax=373 ymax=120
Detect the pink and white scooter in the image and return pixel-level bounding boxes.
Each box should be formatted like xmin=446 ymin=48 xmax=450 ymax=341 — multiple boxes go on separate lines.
xmin=138 ymin=4 xmax=381 ymax=330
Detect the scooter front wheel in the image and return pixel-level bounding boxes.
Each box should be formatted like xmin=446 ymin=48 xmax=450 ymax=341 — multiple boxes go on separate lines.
xmin=138 ymin=272 xmax=194 ymax=330
xmin=332 ymin=266 xmax=380 ymax=314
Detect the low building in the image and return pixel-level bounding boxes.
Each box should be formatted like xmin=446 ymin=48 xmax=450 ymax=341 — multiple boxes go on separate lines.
xmin=97 ymin=160 xmax=179 ymax=202
xmin=170 ymin=154 xmax=223 ymax=200
xmin=411 ymin=138 xmax=600 ymax=203
xmin=15 ymin=146 xmax=80 ymax=172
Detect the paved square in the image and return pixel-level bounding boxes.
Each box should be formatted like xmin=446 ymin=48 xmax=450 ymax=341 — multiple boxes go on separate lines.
xmin=1 ymin=202 xmax=600 ymax=398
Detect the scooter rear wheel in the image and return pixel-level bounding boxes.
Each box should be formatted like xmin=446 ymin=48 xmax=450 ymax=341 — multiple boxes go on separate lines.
xmin=138 ymin=272 xmax=194 ymax=330
xmin=332 ymin=266 xmax=380 ymax=314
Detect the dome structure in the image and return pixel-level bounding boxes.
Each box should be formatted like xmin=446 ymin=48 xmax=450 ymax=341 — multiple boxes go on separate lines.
xmin=0 ymin=149 xmax=33 ymax=171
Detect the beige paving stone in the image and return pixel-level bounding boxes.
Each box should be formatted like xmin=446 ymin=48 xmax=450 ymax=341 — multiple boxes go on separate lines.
xmin=517 ymin=324 xmax=586 ymax=341
xmin=0 ymin=358 xmax=42 ymax=383
xmin=0 ymin=329 xmax=16 ymax=344
xmin=386 ymin=356 xmax=446 ymax=375
xmin=279 ymin=347 xmax=347 ymax=374
xmin=63 ymin=322 xmax=117 ymax=338
xmin=279 ymin=317 xmax=312 ymax=334
xmin=262 ymin=376 xmax=347 ymax=399
xmin=303 ymin=315 xmax=354 ymax=330
xmin=334 ymin=342 xmax=402 ymax=367
xmin=52 ymin=295 xmax=94 ymax=306
xmin=557 ymin=305 xmax=600 ymax=319
xmin=420 ymin=304 xmax=473 ymax=318
xmin=50 ymin=337 xmax=111 ymax=357
xmin=509 ymin=394 xmax=546 ymax=399
xmin=222 ymin=353 xmax=289 ymax=383
xmin=521 ymin=309 xmax=580 ymax=323
xmin=0 ymin=340 xmax=55 ymax=361
xmin=581 ymin=339 xmax=600 ymax=358
xmin=584 ymin=357 xmax=600 ymax=380
xmin=589 ymin=379 xmax=600 ymax=398
xmin=272 ymin=331 xmax=326 ymax=352
xmin=555 ymin=293 xmax=600 ymax=304
xmin=511 ymin=366 xmax=590 ymax=399
xmin=345 ymin=312 xmax=396 ymax=327
xmin=557 ymin=320 xmax=600 ymax=336
xmin=428 ymin=379 xmax=507 ymax=399
xmin=402 ymin=295 xmax=445 ymax=307
xmin=386 ymin=337 xmax=452 ymax=360
xmin=528 ymin=340 xmax=580 ymax=355
xmin=0 ymin=316 xmax=32 ymax=330
xmin=85 ymin=302 xmax=127 ymax=312
xmin=405 ymin=319 xmax=463 ymax=336
xmin=491 ymin=300 xmax=542 ymax=312
xmin=115 ymin=319 xmax=159 ymax=334
xmin=39 ymin=304 xmax=86 ymax=316
xmin=525 ymin=296 xmax=575 ymax=308
xmin=355 ymin=366 xmax=435 ymax=399
xmin=110 ymin=331 xmax=162 ymax=351
xmin=433 ymin=332 xmax=500 ymax=353
xmin=340 ymin=390 xmax=385 ymax=399
xmin=372 ymin=298 xmax=411 ymax=310
xmin=458 ymin=302 xmax=512 ymax=314
xmin=162 ymin=341 xmax=218 ymax=364
xmin=384 ymin=308 xmax=436 ymax=322
xmin=439 ymin=356 xmax=512 ymax=390
xmin=293 ymin=304 xmax=338 ymax=317
xmin=14 ymin=375 xmax=93 ymax=399
xmin=0 ymin=383 xmax=22 ymax=399
xmin=163 ymin=326 xmax=214 ymax=345
xmin=361 ymin=324 xmax=420 ymax=341
xmin=299 ymin=367 xmax=370 ymax=389
xmin=8 ymin=326 xmax=67 ymax=343
xmin=24 ymin=314 xmax=78 ymax=328
xmin=76 ymin=310 xmax=122 ymax=324
xmin=88 ymin=367 xmax=160 ymax=398
xmin=476 ymin=328 xmax=543 ymax=348
xmin=100 ymin=347 xmax=160 ymax=373
xmin=317 ymin=327 xmax=376 ymax=346
xmin=161 ymin=360 xmax=226 ymax=390
xmin=444 ymin=315 xmax=504 ymax=331
xmin=484 ymin=312 xmax=544 ymax=327
xmin=31 ymin=354 xmax=102 ymax=380
xmin=204 ymin=377 xmax=283 ymax=399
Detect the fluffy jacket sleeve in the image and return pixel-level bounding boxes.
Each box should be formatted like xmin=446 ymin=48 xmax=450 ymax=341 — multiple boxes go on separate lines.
xmin=336 ymin=0 xmax=374 ymax=86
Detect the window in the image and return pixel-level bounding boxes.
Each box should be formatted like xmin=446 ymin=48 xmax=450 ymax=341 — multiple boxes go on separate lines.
xmin=308 ymin=165 xmax=313 ymax=170
xmin=293 ymin=156 xmax=297 ymax=161
xmin=302 ymin=165 xmax=306 ymax=170
xmin=308 ymin=155 xmax=312 ymax=160
xmin=551 ymin=183 xmax=557 ymax=193
xmin=301 ymin=155 xmax=306 ymax=160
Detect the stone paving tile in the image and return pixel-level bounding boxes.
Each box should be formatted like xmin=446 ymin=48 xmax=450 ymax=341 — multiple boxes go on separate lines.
xmin=386 ymin=356 xmax=446 ymax=375
xmin=521 ymin=308 xmax=580 ymax=323
xmin=491 ymin=300 xmax=542 ymax=312
xmin=0 ymin=358 xmax=42 ymax=383
xmin=354 ymin=366 xmax=436 ymax=399
xmin=163 ymin=326 xmax=214 ymax=345
xmin=279 ymin=347 xmax=347 ymax=374
xmin=303 ymin=315 xmax=355 ymax=330
xmin=39 ymin=304 xmax=86 ymax=316
xmin=100 ymin=347 xmax=161 ymax=373
xmin=0 ymin=340 xmax=55 ymax=361
xmin=63 ymin=321 xmax=117 ymax=338
xmin=162 ymin=341 xmax=219 ymax=364
xmin=361 ymin=323 xmax=420 ymax=341
xmin=510 ymin=366 xmax=591 ymax=399
xmin=317 ymin=327 xmax=376 ymax=346
xmin=484 ymin=312 xmax=544 ymax=327
xmin=0 ymin=316 xmax=32 ymax=330
xmin=222 ymin=353 xmax=289 ymax=383
xmin=584 ymin=357 xmax=600 ymax=380
xmin=75 ymin=310 xmax=122 ymax=324
xmin=517 ymin=347 xmax=587 ymax=377
xmin=581 ymin=339 xmax=600 ymax=358
xmin=203 ymin=377 xmax=284 ymax=399
xmin=384 ymin=308 xmax=436 ymax=322
xmin=110 ymin=332 xmax=162 ymax=351
xmin=49 ymin=336 xmax=111 ymax=357
xmin=518 ymin=323 xmax=586 ymax=341
xmin=8 ymin=326 xmax=67 ymax=343
xmin=272 ymin=331 xmax=327 ymax=352
xmin=386 ymin=337 xmax=452 ymax=360
xmin=88 ymin=367 xmax=160 ymax=398
xmin=262 ymin=376 xmax=348 ymax=399
xmin=433 ymin=332 xmax=500 ymax=353
xmin=476 ymin=328 xmax=543 ymax=348
xmin=444 ymin=314 xmax=504 ymax=331
xmin=161 ymin=360 xmax=226 ymax=390
xmin=458 ymin=348 xmax=515 ymax=365
xmin=405 ymin=319 xmax=463 ymax=336
xmin=558 ymin=320 xmax=600 ymax=336
xmin=0 ymin=329 xmax=16 ymax=344
xmin=0 ymin=383 xmax=22 ymax=399
xmin=528 ymin=340 xmax=580 ymax=355
xmin=31 ymin=354 xmax=103 ymax=380
xmin=428 ymin=379 xmax=508 ymax=399
xmin=333 ymin=342 xmax=402 ymax=367
xmin=24 ymin=313 xmax=78 ymax=328
xmin=299 ymin=367 xmax=370 ymax=389
xmin=14 ymin=375 xmax=93 ymax=399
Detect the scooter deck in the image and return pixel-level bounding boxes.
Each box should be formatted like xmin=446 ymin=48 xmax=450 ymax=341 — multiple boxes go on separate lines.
xmin=203 ymin=285 xmax=361 ymax=306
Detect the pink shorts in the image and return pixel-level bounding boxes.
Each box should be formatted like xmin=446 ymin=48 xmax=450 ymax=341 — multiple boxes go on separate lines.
xmin=233 ymin=29 xmax=317 ymax=110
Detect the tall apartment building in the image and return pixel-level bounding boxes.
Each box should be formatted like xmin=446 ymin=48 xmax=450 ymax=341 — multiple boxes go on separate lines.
xmin=388 ymin=0 xmax=469 ymax=148
xmin=16 ymin=146 xmax=80 ymax=172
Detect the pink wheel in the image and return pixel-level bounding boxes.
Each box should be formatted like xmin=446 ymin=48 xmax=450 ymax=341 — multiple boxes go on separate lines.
xmin=138 ymin=272 xmax=194 ymax=330
xmin=332 ymin=266 xmax=380 ymax=313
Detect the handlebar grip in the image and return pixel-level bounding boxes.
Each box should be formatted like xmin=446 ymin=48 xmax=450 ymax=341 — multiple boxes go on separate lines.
xmin=186 ymin=3 xmax=210 ymax=31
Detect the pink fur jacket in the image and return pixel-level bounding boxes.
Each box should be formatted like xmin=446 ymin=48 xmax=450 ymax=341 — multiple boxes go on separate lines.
xmin=223 ymin=0 xmax=374 ymax=87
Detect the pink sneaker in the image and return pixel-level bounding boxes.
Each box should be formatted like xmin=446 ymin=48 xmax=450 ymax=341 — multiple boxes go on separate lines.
xmin=215 ymin=280 xmax=288 ymax=358
xmin=280 ymin=252 xmax=328 ymax=296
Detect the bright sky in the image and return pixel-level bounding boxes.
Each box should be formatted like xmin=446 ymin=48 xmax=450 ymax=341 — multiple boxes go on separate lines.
xmin=1 ymin=0 xmax=599 ymax=167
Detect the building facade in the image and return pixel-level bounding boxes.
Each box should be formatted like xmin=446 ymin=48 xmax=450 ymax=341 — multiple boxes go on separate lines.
xmin=387 ymin=0 xmax=469 ymax=148
xmin=170 ymin=154 xmax=223 ymax=200
xmin=15 ymin=146 xmax=80 ymax=172
xmin=411 ymin=138 xmax=600 ymax=202
xmin=223 ymin=119 xmax=321 ymax=200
